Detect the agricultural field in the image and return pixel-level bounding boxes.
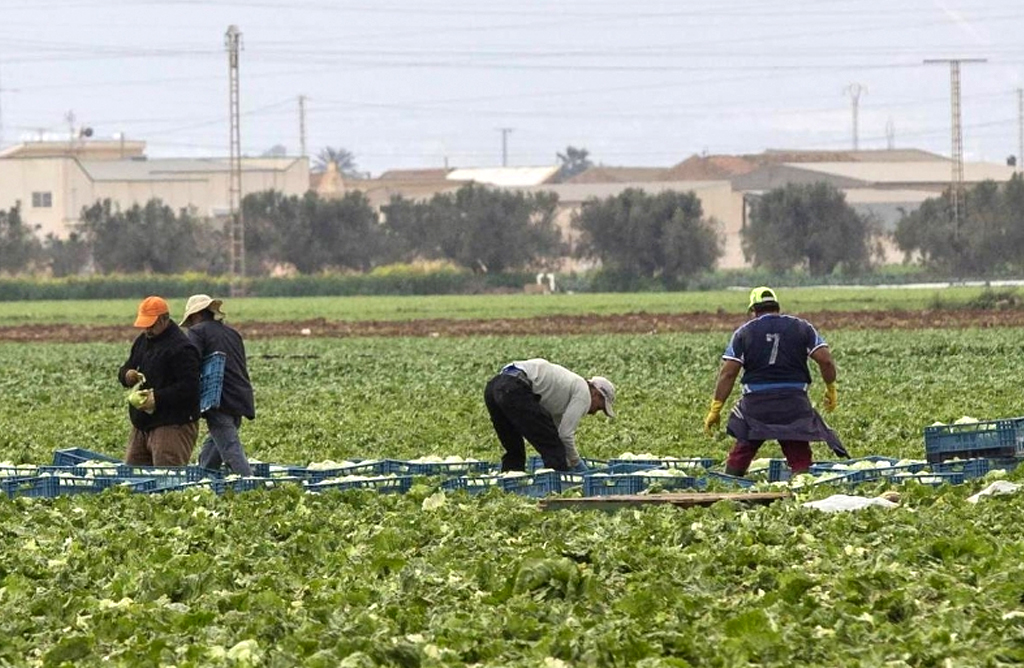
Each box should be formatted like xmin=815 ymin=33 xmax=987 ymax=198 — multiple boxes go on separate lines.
xmin=3 ymin=293 xmax=1024 ymax=666
xmin=0 ymin=285 xmax=1012 ymax=326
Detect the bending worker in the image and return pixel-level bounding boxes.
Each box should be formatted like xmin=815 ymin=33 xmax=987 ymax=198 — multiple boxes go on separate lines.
xmin=485 ymin=358 xmax=616 ymax=473
xmin=704 ymin=287 xmax=847 ymax=476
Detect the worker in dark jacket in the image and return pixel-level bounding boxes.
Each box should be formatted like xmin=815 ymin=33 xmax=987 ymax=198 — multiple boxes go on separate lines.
xmin=180 ymin=294 xmax=256 ymax=475
xmin=119 ymin=296 xmax=201 ymax=466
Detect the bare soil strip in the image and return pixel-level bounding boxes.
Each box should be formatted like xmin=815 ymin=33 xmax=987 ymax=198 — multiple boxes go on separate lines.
xmin=2 ymin=309 xmax=1022 ymax=343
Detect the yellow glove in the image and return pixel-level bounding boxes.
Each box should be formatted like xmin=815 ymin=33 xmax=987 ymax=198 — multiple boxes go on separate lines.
xmin=139 ymin=390 xmax=156 ymax=415
xmin=823 ymin=382 xmax=837 ymax=413
xmin=704 ymin=399 xmax=724 ymax=436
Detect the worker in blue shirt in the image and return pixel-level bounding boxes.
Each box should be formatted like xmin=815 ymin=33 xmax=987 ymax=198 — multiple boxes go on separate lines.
xmin=704 ymin=287 xmax=847 ymax=476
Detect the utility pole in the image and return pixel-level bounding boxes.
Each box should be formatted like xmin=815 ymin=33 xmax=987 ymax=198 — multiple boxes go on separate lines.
xmin=0 ymin=60 xmax=5 ymax=149
xmin=1017 ymin=87 xmax=1023 ymax=175
xmin=298 ymin=94 xmax=307 ymax=157
xmin=64 ymin=110 xmax=76 ymax=153
xmin=843 ymin=83 xmax=866 ymax=151
xmin=885 ymin=117 xmax=896 ymax=150
xmin=924 ymin=58 xmax=986 ymax=245
xmin=498 ymin=127 xmax=513 ymax=167
xmin=226 ymin=25 xmax=244 ymax=297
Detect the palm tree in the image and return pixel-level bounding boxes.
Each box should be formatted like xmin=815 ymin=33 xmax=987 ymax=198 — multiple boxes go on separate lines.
xmin=313 ymin=146 xmax=358 ymax=177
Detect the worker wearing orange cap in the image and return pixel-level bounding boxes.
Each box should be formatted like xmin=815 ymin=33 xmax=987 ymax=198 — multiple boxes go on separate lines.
xmin=118 ymin=296 xmax=201 ymax=466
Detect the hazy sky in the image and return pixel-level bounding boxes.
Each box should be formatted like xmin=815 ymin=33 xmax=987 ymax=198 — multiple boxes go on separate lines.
xmin=1 ymin=0 xmax=1021 ymax=175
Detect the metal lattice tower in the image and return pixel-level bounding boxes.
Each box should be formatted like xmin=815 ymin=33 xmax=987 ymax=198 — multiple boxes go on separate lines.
xmin=844 ymin=83 xmax=866 ymax=151
xmin=299 ymin=95 xmax=307 ymax=157
xmin=226 ymin=25 xmax=244 ymax=296
xmin=925 ymin=58 xmax=986 ymax=241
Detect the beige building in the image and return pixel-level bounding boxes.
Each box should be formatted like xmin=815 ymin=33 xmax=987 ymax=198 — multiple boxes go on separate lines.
xmin=0 ymin=141 xmax=309 ymax=238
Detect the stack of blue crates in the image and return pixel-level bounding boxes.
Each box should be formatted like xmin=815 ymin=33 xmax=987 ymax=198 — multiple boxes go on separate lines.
xmin=924 ymin=417 xmax=1024 ymax=463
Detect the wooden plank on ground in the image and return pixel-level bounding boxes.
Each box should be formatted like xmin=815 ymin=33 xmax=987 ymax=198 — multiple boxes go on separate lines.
xmin=539 ymin=492 xmax=790 ymax=512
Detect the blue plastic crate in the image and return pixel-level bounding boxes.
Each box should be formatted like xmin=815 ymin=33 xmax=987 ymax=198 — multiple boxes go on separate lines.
xmin=987 ymin=457 xmax=1021 ymax=472
xmin=51 ymin=448 xmax=121 ymax=467
xmin=893 ymin=471 xmax=966 ymax=486
xmin=498 ymin=470 xmax=566 ymax=497
xmin=582 ymin=472 xmax=698 ymax=497
xmin=250 ymin=462 xmax=294 ymax=478
xmin=199 ymin=352 xmax=227 ymax=414
xmin=602 ymin=461 xmax=659 ymax=471
xmin=288 ymin=460 xmax=389 ymax=483
xmin=37 ymin=464 xmax=89 ymax=477
xmin=605 ymin=457 xmax=714 ymax=472
xmin=930 ymin=458 xmax=990 ymax=480
xmin=634 ymin=473 xmax=699 ymax=492
xmin=526 ymin=456 xmax=609 ymax=473
xmin=442 ymin=475 xmax=501 ymax=495
xmin=212 ymin=476 xmax=304 ymax=494
xmin=385 ymin=459 xmax=493 ymax=476
xmin=583 ymin=474 xmax=645 ymax=497
xmin=139 ymin=480 xmax=221 ymax=495
xmin=306 ymin=475 xmax=413 ymax=495
xmin=0 ymin=465 xmax=40 ymax=479
xmin=123 ymin=464 xmax=210 ymax=481
xmin=924 ymin=418 xmax=1024 ymax=463
xmin=846 ymin=456 xmax=900 ymax=466
xmin=702 ymin=471 xmax=757 ymax=488
xmin=3 ymin=475 xmax=155 ymax=498
xmin=768 ymin=459 xmax=791 ymax=482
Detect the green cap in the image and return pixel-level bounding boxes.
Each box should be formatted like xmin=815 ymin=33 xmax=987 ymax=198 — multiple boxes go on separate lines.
xmin=748 ymin=286 xmax=778 ymax=311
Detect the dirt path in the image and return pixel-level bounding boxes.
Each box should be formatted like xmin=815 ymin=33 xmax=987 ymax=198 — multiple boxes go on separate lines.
xmin=2 ymin=309 xmax=1022 ymax=343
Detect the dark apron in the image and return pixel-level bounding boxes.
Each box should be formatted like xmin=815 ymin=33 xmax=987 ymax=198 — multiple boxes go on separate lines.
xmin=726 ymin=388 xmax=848 ymax=458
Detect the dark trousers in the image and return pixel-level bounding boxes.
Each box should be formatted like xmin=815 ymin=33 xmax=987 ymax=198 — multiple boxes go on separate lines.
xmin=198 ymin=410 xmax=252 ymax=476
xmin=725 ymin=439 xmax=812 ymax=477
xmin=484 ymin=374 xmax=569 ymax=472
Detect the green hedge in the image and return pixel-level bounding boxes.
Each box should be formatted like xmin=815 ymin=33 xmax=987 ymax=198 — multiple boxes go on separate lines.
xmin=0 ymin=272 xmax=537 ymax=301
xmin=0 ymin=266 xmax=1014 ymax=301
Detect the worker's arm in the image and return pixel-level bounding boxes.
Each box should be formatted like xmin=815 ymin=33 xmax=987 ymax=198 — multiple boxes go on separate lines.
xmin=705 ymin=360 xmax=742 ymax=435
xmin=810 ymin=346 xmax=837 ymax=384
xmin=712 ymin=360 xmax=743 ymax=402
xmin=810 ymin=346 xmax=838 ymax=411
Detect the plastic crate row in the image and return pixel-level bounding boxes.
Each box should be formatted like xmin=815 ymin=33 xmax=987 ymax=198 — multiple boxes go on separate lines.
xmin=924 ymin=417 xmax=1024 ymax=462
xmin=766 ymin=455 xmax=1008 ymax=484
xmin=37 ymin=446 xmax=1010 ymax=501
xmin=3 ymin=472 xmax=416 ymax=499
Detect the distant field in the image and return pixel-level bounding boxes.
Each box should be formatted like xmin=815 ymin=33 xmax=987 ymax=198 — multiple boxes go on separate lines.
xmin=0 ymin=285 xmax=1011 ymax=326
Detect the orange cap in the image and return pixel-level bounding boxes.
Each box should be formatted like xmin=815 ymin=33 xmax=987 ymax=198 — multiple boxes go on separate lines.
xmin=134 ymin=296 xmax=169 ymax=328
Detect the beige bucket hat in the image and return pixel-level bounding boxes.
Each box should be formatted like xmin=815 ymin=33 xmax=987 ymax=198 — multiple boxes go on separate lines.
xmin=179 ymin=294 xmax=224 ymax=326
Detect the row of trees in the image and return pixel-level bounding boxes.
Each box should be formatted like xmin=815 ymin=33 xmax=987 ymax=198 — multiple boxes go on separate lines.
xmin=5 ymin=177 xmax=1024 ymax=281
xmin=0 ymin=185 xmax=722 ymax=281
xmin=894 ymin=175 xmax=1024 ymax=274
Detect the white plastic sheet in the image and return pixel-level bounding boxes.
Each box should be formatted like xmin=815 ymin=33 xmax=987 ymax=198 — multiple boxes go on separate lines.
xmin=802 ymin=494 xmax=899 ymax=513
xmin=967 ymin=480 xmax=1021 ymax=504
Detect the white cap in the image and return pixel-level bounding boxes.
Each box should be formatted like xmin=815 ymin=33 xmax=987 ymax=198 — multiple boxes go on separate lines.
xmin=589 ymin=376 xmax=616 ymax=418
